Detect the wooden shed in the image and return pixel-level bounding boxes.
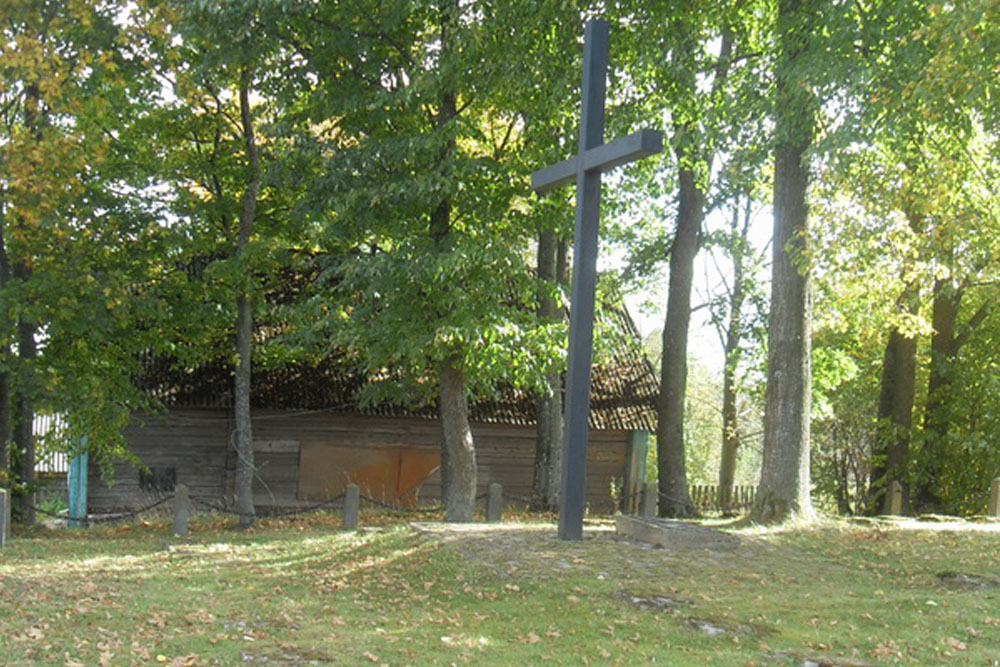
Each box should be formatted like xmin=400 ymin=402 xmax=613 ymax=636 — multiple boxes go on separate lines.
xmin=87 ymin=304 xmax=657 ymax=515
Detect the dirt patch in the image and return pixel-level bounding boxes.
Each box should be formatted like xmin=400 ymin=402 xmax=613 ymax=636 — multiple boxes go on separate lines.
xmin=763 ymin=651 xmax=872 ymax=666
xmin=935 ymin=571 xmax=999 ymax=590
xmin=240 ymin=648 xmax=333 ymax=664
xmin=616 ymin=515 xmax=744 ymax=550
xmin=409 ymin=519 xmax=753 ymax=583
xmin=622 ymin=591 xmax=693 ymax=611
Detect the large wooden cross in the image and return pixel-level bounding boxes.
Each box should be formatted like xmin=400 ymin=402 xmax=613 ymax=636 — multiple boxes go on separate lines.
xmin=532 ymin=20 xmax=663 ymax=541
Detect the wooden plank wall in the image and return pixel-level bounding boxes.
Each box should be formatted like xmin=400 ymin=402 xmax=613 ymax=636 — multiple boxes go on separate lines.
xmin=88 ymin=409 xmax=230 ymax=511
xmin=417 ymin=422 xmax=628 ymax=514
xmin=90 ymin=410 xmax=630 ymax=515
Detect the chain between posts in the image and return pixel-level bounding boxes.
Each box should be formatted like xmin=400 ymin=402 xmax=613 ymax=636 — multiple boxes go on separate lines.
xmin=27 ymin=495 xmax=175 ymax=527
xmin=23 ymin=488 xmax=583 ymax=527
xmin=358 ymin=494 xmax=444 ymax=514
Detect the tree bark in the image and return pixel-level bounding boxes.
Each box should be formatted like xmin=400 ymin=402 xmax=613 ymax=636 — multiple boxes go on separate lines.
xmin=233 ymin=65 xmax=261 ymax=528
xmin=428 ymin=0 xmax=477 ymax=521
xmin=717 ymin=205 xmax=748 ymax=511
xmin=655 ymin=24 xmax=733 ymax=519
xmin=753 ymin=0 xmax=816 ymax=523
xmin=12 ymin=259 xmax=36 ymax=524
xmin=914 ymin=278 xmax=990 ymax=512
xmin=550 ymin=238 xmax=569 ymax=508
xmin=532 ymin=227 xmax=563 ymax=511
xmin=439 ymin=354 xmax=476 ymax=521
xmin=914 ymin=276 xmax=958 ymax=512
xmin=869 ymin=326 xmax=917 ymax=514
xmin=0 ymin=208 xmax=10 ymax=478
xmin=656 ymin=163 xmax=702 ymax=517
xmin=9 ymin=81 xmax=41 ymax=523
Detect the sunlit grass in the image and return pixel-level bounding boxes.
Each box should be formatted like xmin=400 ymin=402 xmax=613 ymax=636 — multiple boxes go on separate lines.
xmin=0 ymin=513 xmax=997 ymax=665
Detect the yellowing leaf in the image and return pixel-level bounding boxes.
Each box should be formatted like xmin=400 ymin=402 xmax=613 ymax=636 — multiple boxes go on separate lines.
xmin=943 ymin=637 xmax=967 ymax=651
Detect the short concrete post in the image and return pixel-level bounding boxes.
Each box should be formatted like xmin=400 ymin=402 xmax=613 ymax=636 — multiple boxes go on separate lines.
xmin=342 ymin=484 xmax=360 ymax=530
xmin=640 ymin=482 xmax=657 ymax=519
xmin=988 ymin=478 xmax=1000 ymax=518
xmin=0 ymin=488 xmax=10 ymax=547
xmin=172 ymin=484 xmax=190 ymax=537
xmin=887 ymin=480 xmax=904 ymax=516
xmin=486 ymin=483 xmax=503 ymax=522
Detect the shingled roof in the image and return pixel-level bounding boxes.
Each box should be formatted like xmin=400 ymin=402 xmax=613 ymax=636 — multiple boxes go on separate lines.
xmin=137 ymin=297 xmax=658 ymax=432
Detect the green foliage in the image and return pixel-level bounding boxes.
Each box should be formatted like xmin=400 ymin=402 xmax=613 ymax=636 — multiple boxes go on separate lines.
xmin=0 ymin=0 xmax=172 ymax=474
xmin=682 ymin=359 xmax=723 ymax=484
xmin=1 ymin=0 xmax=996 ymax=520
xmin=283 ymin=0 xmax=583 ymax=407
xmin=811 ymin=0 xmax=1000 ymax=515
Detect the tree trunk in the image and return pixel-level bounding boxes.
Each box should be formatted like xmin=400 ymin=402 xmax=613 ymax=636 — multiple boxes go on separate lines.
xmin=0 ymin=210 xmax=10 ymax=478
xmin=656 ymin=163 xmax=702 ymax=518
xmin=9 ymin=81 xmax=40 ymax=522
xmin=656 ymin=26 xmax=732 ymax=518
xmin=439 ymin=354 xmax=476 ymax=521
xmin=914 ymin=277 xmax=957 ymax=512
xmin=550 ymin=238 xmax=569 ymax=509
xmin=0 ymin=357 xmax=8 ymax=479
xmin=869 ymin=327 xmax=917 ymax=514
xmin=233 ymin=65 xmax=261 ymax=528
xmin=13 ymin=262 xmax=36 ymax=524
xmin=717 ymin=275 xmax=744 ymax=511
xmin=752 ymin=0 xmax=816 ymax=523
xmin=532 ymin=227 xmax=562 ymax=511
xmin=717 ymin=201 xmax=750 ymax=511
xmin=430 ymin=0 xmax=475 ymax=521
xmin=914 ymin=265 xmax=989 ymax=512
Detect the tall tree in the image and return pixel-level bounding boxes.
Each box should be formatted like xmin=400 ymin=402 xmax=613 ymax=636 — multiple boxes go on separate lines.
xmin=709 ymin=194 xmax=768 ymax=510
xmin=753 ymin=0 xmax=819 ymax=522
xmin=608 ymin=0 xmax=768 ymax=517
xmin=140 ymin=0 xmax=306 ymax=525
xmin=292 ymin=0 xmax=573 ymax=520
xmin=531 ymin=227 xmax=564 ymax=512
xmin=809 ymin=0 xmax=1000 ymax=516
xmin=232 ymin=62 xmax=262 ymax=527
xmin=0 ymin=2 xmax=147 ymax=522
xmin=655 ymin=22 xmax=734 ymax=518
xmin=524 ymin=21 xmax=581 ymax=513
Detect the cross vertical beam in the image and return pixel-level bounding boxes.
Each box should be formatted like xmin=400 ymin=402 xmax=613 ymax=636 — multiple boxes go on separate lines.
xmin=531 ymin=20 xmax=663 ymax=541
xmin=559 ymin=20 xmax=608 ymax=541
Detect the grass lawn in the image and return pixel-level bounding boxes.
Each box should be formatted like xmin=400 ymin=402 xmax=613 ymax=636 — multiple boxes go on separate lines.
xmin=1 ymin=512 xmax=998 ymax=665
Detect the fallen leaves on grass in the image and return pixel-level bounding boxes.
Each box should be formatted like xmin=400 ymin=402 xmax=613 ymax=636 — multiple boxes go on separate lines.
xmin=870 ymin=640 xmax=903 ymax=660
xmin=943 ymin=637 xmax=967 ymax=651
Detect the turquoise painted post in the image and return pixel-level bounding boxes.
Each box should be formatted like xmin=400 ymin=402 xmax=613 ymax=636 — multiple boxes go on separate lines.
xmin=0 ymin=488 xmax=10 ymax=547
xmin=67 ymin=436 xmax=89 ymax=528
xmin=624 ymin=431 xmax=650 ymax=514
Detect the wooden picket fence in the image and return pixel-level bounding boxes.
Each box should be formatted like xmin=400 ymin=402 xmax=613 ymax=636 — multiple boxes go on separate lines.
xmin=687 ymin=484 xmax=758 ymax=512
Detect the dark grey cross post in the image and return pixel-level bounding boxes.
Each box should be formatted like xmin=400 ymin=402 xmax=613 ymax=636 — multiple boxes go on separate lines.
xmin=531 ymin=20 xmax=663 ymax=541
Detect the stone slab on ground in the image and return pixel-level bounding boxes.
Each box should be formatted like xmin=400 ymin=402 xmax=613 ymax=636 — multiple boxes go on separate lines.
xmin=615 ymin=515 xmax=741 ymax=551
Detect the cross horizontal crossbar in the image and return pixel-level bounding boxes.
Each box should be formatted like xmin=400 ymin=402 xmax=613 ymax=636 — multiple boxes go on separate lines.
xmin=531 ymin=128 xmax=664 ymax=194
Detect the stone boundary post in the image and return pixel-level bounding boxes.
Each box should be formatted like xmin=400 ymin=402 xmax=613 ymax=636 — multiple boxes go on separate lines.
xmin=640 ymin=482 xmax=657 ymax=519
xmin=486 ymin=483 xmax=503 ymax=522
xmin=172 ymin=484 xmax=190 ymax=537
xmin=989 ymin=478 xmax=1000 ymax=518
xmin=342 ymin=484 xmax=360 ymax=530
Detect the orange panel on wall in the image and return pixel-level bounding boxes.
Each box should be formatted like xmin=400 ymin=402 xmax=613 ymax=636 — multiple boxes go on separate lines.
xmin=298 ymin=442 xmax=440 ymax=506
